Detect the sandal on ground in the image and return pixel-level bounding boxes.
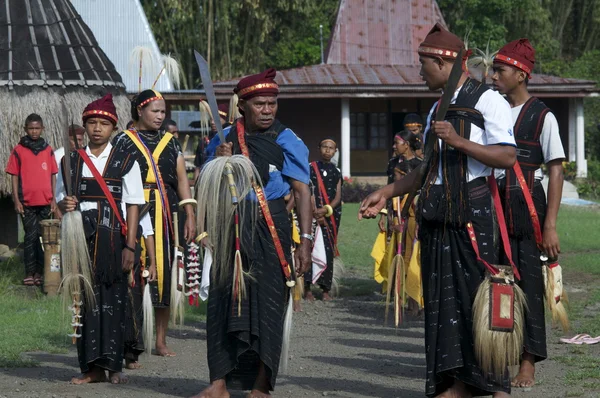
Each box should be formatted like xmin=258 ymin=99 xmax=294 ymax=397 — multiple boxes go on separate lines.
xmin=23 ymin=276 xmax=34 ymax=286
xmin=34 ymin=276 xmax=43 ymax=286
xmin=581 ymin=336 xmax=600 ymax=345
xmin=559 ymin=334 xmax=591 ymax=345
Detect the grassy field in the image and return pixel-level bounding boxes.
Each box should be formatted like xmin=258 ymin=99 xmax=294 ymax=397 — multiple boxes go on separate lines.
xmin=0 ymin=203 xmax=598 ymax=369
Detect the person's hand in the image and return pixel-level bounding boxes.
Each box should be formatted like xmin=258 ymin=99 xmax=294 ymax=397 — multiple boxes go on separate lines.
xmin=358 ymin=191 xmax=387 ymax=220
xmin=294 ymin=240 xmax=311 ymax=275
xmin=121 ymin=247 xmax=134 ymax=273
xmin=314 ymin=207 xmax=327 ymax=219
xmin=316 ymin=217 xmax=326 ymax=226
xmin=14 ymin=200 xmax=24 ymax=215
xmin=542 ymin=225 xmax=560 ymax=259
xmin=60 ymin=196 xmax=78 ymax=213
xmin=432 ymin=121 xmax=462 ymax=148
xmin=390 ymin=224 xmax=402 ymax=233
xmin=184 ymin=215 xmax=196 ymax=244
xmin=147 ymin=262 xmax=157 ymax=282
xmin=378 ymin=215 xmax=386 ymax=232
xmin=50 ymin=199 xmax=57 ymax=214
xmin=216 ymin=142 xmax=233 ymax=157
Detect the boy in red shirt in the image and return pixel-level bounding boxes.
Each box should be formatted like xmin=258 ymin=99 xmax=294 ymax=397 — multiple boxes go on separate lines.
xmin=6 ymin=114 xmax=58 ymax=286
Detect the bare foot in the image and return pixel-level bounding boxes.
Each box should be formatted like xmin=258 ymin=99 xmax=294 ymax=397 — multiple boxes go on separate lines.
xmin=109 ymin=371 xmax=128 ymax=384
xmin=247 ymin=390 xmax=271 ymax=398
xmin=322 ymin=292 xmax=332 ymax=301
xmin=125 ymin=359 xmax=142 ymax=370
xmin=304 ymin=290 xmax=315 ymax=302
xmin=154 ymin=345 xmax=176 ymax=357
xmin=70 ymin=367 xmax=107 ymax=384
xmin=293 ymin=300 xmax=302 ymax=312
xmin=512 ymin=354 xmax=535 ymax=388
xmin=435 ymin=380 xmax=472 ymax=398
xmin=190 ymin=380 xmax=230 ymax=398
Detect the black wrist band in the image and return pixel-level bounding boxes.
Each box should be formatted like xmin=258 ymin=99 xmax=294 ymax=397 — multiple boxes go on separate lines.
xmin=124 ymin=245 xmax=136 ymax=253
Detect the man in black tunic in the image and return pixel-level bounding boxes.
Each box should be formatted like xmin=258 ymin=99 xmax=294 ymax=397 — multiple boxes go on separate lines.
xmin=492 ymin=38 xmax=565 ymax=388
xmin=359 ymin=24 xmax=517 ymax=397
xmin=193 ymin=69 xmax=312 ymax=398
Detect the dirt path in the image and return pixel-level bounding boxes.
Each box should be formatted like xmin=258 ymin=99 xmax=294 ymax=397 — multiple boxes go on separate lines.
xmin=0 ymin=280 xmax=597 ymax=398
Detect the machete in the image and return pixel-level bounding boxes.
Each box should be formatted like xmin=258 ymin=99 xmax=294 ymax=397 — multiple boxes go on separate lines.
xmin=400 ymin=47 xmax=466 ymax=219
xmin=61 ymin=100 xmax=72 ymax=197
xmin=193 ymin=51 xmax=224 ymax=143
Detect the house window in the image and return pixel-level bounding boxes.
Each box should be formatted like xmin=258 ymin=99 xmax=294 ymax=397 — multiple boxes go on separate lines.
xmin=350 ymin=112 xmax=388 ymax=150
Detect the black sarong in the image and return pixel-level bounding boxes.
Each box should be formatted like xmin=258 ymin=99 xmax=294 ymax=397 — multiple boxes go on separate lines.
xmin=500 ymin=179 xmax=548 ymax=362
xmin=124 ymin=235 xmax=146 ymax=362
xmin=206 ymin=199 xmax=291 ymax=391
xmin=421 ymin=179 xmax=511 ymax=397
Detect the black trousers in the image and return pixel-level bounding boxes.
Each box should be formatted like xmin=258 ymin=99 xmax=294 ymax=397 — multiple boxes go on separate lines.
xmin=21 ymin=205 xmax=52 ymax=276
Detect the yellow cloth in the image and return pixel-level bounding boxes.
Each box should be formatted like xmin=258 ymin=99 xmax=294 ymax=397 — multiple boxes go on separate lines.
xmin=371 ymin=231 xmax=387 ymax=283
xmin=405 ymin=239 xmax=423 ymax=308
xmin=378 ymin=230 xmax=399 ymax=293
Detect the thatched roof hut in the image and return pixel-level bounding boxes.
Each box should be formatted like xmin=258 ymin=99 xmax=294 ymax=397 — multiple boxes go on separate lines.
xmin=0 ymin=0 xmax=131 ymax=196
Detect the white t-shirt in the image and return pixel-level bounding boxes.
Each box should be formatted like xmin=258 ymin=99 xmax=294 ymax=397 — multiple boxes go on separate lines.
xmin=423 ymin=86 xmax=516 ymax=184
xmin=495 ymin=102 xmax=565 ymax=180
xmin=55 ymin=143 xmax=154 ymax=237
xmin=54 ymin=147 xmax=65 ymax=169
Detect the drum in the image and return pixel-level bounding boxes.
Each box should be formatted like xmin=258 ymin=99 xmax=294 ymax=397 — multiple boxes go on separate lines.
xmin=40 ymin=219 xmax=61 ymax=296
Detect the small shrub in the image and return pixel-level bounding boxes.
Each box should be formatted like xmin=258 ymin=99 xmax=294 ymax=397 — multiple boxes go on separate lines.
xmin=563 ymin=161 xmax=578 ymax=182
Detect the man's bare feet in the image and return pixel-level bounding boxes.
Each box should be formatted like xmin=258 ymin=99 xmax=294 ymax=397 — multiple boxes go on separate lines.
xmin=322 ymin=292 xmax=332 ymax=301
xmin=109 ymin=372 xmax=128 ymax=384
xmin=247 ymin=389 xmax=271 ymax=398
xmin=434 ymin=380 xmax=472 ymax=398
xmin=293 ymin=300 xmax=302 ymax=312
xmin=154 ymin=345 xmax=176 ymax=357
xmin=512 ymin=353 xmax=535 ymax=388
xmin=70 ymin=367 xmax=107 ymax=384
xmin=304 ymin=290 xmax=315 ymax=302
xmin=125 ymin=359 xmax=142 ymax=369
xmin=190 ymin=380 xmax=230 ymax=398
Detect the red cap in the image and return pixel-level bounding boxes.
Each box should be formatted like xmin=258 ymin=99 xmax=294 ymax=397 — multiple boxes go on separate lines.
xmin=418 ymin=23 xmax=464 ymax=60
xmin=82 ymin=93 xmax=118 ymax=125
xmin=218 ymin=103 xmax=229 ymax=119
xmin=494 ymin=38 xmax=535 ymax=77
xmin=234 ymin=68 xmax=279 ymax=100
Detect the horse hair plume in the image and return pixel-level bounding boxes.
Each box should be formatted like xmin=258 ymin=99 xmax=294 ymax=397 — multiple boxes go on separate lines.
xmin=473 ymin=277 xmax=527 ymax=380
xmin=196 ymin=155 xmax=260 ymax=292
xmin=129 ymin=46 xmax=155 ymax=93
xmin=228 ymin=94 xmax=242 ymax=124
xmin=142 ymin=282 xmax=154 ymax=356
xmin=280 ymin=290 xmax=293 ymax=374
xmin=59 ymin=211 xmax=95 ymax=313
xmin=198 ymin=101 xmax=213 ymax=138
xmin=157 ymin=54 xmax=182 ymax=89
xmin=544 ymin=265 xmax=570 ymax=332
xmin=331 ymin=256 xmax=345 ymax=297
xmin=170 ymin=253 xmax=185 ymax=327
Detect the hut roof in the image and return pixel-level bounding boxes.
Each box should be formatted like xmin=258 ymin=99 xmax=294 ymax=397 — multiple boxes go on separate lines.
xmin=0 ymin=0 xmax=124 ymax=88
xmin=0 ymin=0 xmax=130 ymax=196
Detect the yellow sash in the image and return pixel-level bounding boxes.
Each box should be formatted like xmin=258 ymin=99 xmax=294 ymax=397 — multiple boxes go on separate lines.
xmin=124 ymin=130 xmax=173 ymax=301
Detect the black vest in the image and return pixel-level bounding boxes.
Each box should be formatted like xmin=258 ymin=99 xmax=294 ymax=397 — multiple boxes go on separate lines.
xmin=421 ymin=78 xmax=488 ymax=227
xmin=502 ymin=97 xmax=550 ymax=238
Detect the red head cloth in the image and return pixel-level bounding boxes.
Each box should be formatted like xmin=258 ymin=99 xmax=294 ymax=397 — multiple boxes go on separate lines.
xmin=234 ymin=68 xmax=279 ymax=100
xmin=82 ymin=93 xmax=118 ymax=125
xmin=418 ymin=23 xmax=465 ymax=60
xmin=218 ymin=103 xmax=229 ymax=119
xmin=494 ymin=38 xmax=535 ymax=77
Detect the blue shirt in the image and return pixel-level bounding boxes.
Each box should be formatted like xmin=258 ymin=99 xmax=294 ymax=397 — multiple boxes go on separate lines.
xmin=206 ymin=125 xmax=310 ymax=200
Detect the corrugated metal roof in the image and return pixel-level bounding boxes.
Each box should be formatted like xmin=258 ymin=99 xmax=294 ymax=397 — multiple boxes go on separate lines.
xmin=325 ymin=0 xmax=446 ymax=65
xmin=215 ymin=64 xmax=596 ymax=87
xmin=71 ymin=0 xmax=173 ymax=92
xmin=0 ymin=0 xmax=124 ymax=88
